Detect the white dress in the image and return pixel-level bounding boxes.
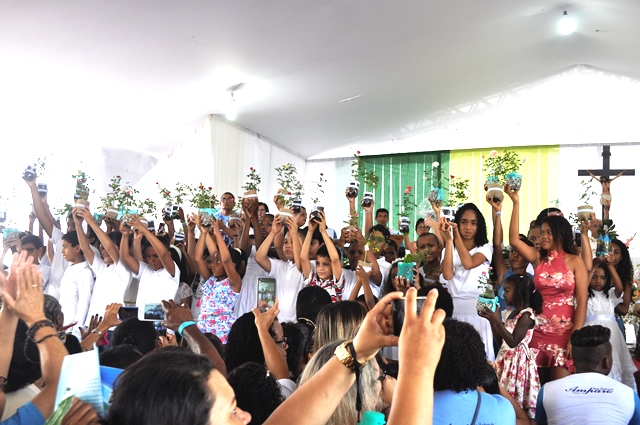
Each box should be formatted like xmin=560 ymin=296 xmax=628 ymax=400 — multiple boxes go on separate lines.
xmin=584 ymin=288 xmax=637 ymax=390
xmin=440 ymin=243 xmax=495 ymax=361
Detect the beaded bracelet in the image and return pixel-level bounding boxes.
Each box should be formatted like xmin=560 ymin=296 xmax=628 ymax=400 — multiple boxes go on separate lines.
xmin=26 ymin=319 xmax=55 ymax=341
xmin=178 ymin=321 xmax=197 ymax=337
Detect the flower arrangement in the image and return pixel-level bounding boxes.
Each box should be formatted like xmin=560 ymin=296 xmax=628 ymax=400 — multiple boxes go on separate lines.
xmin=424 ymin=162 xmax=446 ymax=203
xmin=190 ymin=183 xmax=219 ymax=209
xmin=137 ymin=198 xmax=157 ymax=218
xmin=242 ymin=167 xmax=262 ymax=193
xmin=477 ymin=267 xmax=495 ymax=297
xmin=447 ymin=175 xmax=470 ymax=207
xmin=482 ymin=149 xmax=523 ymax=187
xmin=275 ymin=163 xmax=304 ymax=209
xmin=310 ymin=173 xmax=327 ymax=205
xmin=351 ymin=151 xmax=380 ymax=190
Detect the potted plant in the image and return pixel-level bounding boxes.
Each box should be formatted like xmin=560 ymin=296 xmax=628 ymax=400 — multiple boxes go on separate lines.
xmin=397 ymin=252 xmax=426 ymax=281
xmin=476 ymin=268 xmax=499 ymax=315
xmin=309 ymin=173 xmax=327 ymax=222
xmin=447 ymin=175 xmax=470 ymax=207
xmin=190 ymin=183 xmax=219 ymax=226
xmin=137 ymin=198 xmax=157 ymax=228
xmin=72 ymin=170 xmax=90 ymax=208
xmin=118 ymin=185 xmax=140 ymax=225
xmin=242 ymin=167 xmax=261 ymax=200
xmin=274 ymin=163 xmax=303 ymax=217
xmin=101 ymin=176 xmax=122 ymax=219
xmin=56 ymin=203 xmax=74 ymax=219
xmin=397 ymin=185 xmax=416 ymax=235
xmin=157 ymin=182 xmax=175 ymax=220
xmin=577 ymin=178 xmax=597 ymax=223
xmin=424 ymin=161 xmax=446 ymax=203
xmin=482 ymin=149 xmax=523 ymax=201
xmin=351 ymin=151 xmax=379 ymax=197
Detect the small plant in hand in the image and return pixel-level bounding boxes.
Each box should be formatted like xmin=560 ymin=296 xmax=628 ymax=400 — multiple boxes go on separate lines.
xmin=156 ymin=182 xmax=174 ymax=204
xmin=173 ymin=183 xmax=189 ymax=205
xmin=242 ymin=167 xmax=262 ymax=193
xmin=190 ymin=184 xmax=219 ymax=209
xmin=310 ymin=172 xmax=327 ymax=205
xmin=398 ymin=186 xmax=416 ymax=218
xmin=365 ymin=232 xmax=387 ymax=253
xmin=275 ymin=163 xmax=304 ymax=209
xmin=72 ymin=170 xmax=91 ymax=204
xmin=424 ymin=162 xmax=446 ymax=203
xmin=447 ymin=175 xmax=470 ymax=207
xmin=482 ymin=149 xmax=523 ymax=186
xmin=138 ymin=198 xmax=157 ymax=218
xmin=56 ymin=203 xmax=73 ymax=218
xmin=477 ymin=268 xmax=495 ymax=297
xmin=578 ymin=178 xmax=598 ymax=207
xmin=351 ymin=151 xmax=380 ymax=190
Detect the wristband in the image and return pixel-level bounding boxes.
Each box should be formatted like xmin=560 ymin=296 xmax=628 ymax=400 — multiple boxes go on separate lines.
xmin=91 ymin=328 xmax=104 ymax=338
xmin=26 ymin=319 xmax=55 ymax=340
xmin=178 ymin=321 xmax=197 ymax=337
xmin=495 ymin=211 xmax=502 ymax=216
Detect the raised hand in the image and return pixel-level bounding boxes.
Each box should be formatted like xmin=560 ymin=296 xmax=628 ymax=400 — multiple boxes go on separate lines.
xmin=162 ymin=299 xmax=195 ymax=333
xmin=505 ymin=184 xmax=519 ymax=203
xmin=351 ymin=291 xmax=403 ymax=363
xmin=271 ymin=215 xmax=284 ymax=235
xmin=0 ymin=259 xmax=45 ymax=325
xmin=253 ymin=299 xmax=280 ymax=331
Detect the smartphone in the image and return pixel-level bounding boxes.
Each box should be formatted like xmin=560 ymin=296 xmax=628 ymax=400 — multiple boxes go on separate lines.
xmin=118 ymin=306 xmax=138 ymax=320
xmin=138 ymin=303 xmax=166 ymax=321
xmin=257 ymin=278 xmax=276 ymax=313
xmin=158 ymin=223 xmax=166 ymax=233
xmin=392 ymin=297 xmax=426 ymax=336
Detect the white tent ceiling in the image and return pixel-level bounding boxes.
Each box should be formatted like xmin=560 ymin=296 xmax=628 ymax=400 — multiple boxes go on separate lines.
xmin=2 ymin=0 xmax=640 ymax=161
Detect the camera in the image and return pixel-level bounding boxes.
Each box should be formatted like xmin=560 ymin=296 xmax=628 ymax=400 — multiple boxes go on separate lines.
xmin=23 ymin=165 xmax=37 ymax=182
xmin=147 ymin=220 xmax=155 ymax=232
xmin=311 ymin=205 xmax=324 ymax=222
xmin=292 ymin=197 xmax=303 ymax=214
xmin=0 ymin=211 xmax=6 ymax=224
xmin=392 ymin=297 xmax=426 ymax=336
xmin=163 ymin=205 xmax=172 ymax=220
xmin=347 ymin=181 xmax=360 ymax=199
xmin=174 ymin=232 xmax=185 ymax=243
xmin=37 ymin=183 xmax=48 ymax=196
xmin=361 ymin=191 xmax=373 ymax=208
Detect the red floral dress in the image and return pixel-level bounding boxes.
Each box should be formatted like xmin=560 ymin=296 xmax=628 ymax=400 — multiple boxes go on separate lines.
xmin=495 ymin=308 xmax=540 ymax=418
xmin=530 ymin=250 xmax=575 ymax=369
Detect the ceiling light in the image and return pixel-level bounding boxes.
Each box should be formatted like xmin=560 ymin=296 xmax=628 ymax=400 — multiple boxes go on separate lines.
xmin=226 ymin=92 xmax=239 ymax=121
xmin=557 ymin=11 xmax=576 ymax=35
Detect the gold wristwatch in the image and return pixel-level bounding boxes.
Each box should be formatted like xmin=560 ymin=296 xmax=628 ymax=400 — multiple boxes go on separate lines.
xmin=334 ymin=340 xmax=362 ymax=371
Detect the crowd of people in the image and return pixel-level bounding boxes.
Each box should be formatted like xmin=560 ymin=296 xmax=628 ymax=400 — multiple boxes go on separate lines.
xmin=1 ymin=170 xmax=640 ymax=424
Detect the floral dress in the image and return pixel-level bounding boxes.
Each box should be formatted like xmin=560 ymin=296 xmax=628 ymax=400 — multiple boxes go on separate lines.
xmin=197 ymin=276 xmax=239 ymax=343
xmin=495 ymin=308 xmax=540 ymax=418
xmin=531 ymin=250 xmax=575 ymax=369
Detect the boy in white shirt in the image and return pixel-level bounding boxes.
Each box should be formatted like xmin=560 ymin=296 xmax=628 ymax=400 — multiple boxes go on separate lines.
xmin=58 ymin=230 xmax=95 ymax=338
xmin=119 ymin=216 xmax=179 ymax=308
xmin=74 ymin=207 xmax=131 ymax=326
xmin=19 ymin=234 xmax=51 ymax=290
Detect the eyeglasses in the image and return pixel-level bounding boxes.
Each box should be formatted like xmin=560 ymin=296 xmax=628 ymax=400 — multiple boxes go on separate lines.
xmin=376 ymin=367 xmax=387 ymax=382
xmin=221 ymin=197 xmax=235 ymax=202
xmin=274 ymin=336 xmax=288 ymax=345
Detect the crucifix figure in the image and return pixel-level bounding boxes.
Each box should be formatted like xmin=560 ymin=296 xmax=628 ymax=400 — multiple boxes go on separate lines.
xmin=578 ymin=145 xmax=635 ymax=221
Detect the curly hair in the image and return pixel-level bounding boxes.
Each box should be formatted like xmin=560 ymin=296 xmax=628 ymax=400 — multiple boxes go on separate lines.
xmin=504 ymin=273 xmax=542 ymax=314
xmin=228 ymin=362 xmax=284 ymax=425
xmin=540 ymin=215 xmax=577 ymax=259
xmin=225 ymin=312 xmax=276 ymax=373
xmin=434 ymin=319 xmax=489 ymax=392
xmin=612 ymin=239 xmax=633 ymax=287
xmin=111 ymin=318 xmax=158 ymax=355
xmin=454 ymin=203 xmax=488 ymax=247
xmin=281 ymin=322 xmax=304 ymax=380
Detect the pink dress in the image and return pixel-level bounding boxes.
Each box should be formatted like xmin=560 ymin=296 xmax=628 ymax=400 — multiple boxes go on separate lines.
xmin=495 ymin=308 xmax=540 ymax=418
xmin=530 ymin=250 xmax=575 ymax=369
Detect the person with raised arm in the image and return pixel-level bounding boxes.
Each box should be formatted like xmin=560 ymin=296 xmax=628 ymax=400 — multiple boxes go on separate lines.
xmin=73 ymin=207 xmax=131 ymax=328
xmin=506 ymin=184 xmax=588 ymax=384
xmin=264 ymin=287 xmax=445 ymax=425
xmin=254 ymin=215 xmax=305 ymax=323
xmin=119 ymin=216 xmax=179 ymax=309
xmin=0 ymin=252 xmax=69 ymax=424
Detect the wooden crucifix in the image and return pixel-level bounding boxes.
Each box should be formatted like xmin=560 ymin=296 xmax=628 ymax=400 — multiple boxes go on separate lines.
xmin=578 ymin=145 xmax=635 ymax=220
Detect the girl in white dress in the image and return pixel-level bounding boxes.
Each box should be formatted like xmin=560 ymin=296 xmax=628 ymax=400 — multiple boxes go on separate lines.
xmin=584 ymin=258 xmax=637 ymax=389
xmin=440 ymin=203 xmax=495 ymax=360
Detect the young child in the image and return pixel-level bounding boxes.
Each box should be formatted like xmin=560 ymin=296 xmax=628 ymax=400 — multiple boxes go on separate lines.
xmin=194 ymin=216 xmax=243 ymax=343
xmin=415 ymin=232 xmax=442 ymax=285
xmin=58 ymin=230 xmax=95 ymax=338
xmin=481 ymin=273 xmax=541 ymax=418
xmin=300 ymin=211 xmax=344 ymax=302
xmin=584 ymin=258 xmax=637 ymax=389
xmin=119 ymin=216 xmax=180 ymax=310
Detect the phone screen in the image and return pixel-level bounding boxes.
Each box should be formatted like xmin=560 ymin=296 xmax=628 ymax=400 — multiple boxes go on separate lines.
xmin=118 ymin=306 xmax=139 ymax=321
xmin=257 ymin=278 xmax=276 ymax=313
xmin=138 ymin=303 xmax=166 ymax=321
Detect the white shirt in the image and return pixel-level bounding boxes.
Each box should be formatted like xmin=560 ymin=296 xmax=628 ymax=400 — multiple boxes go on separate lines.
xmin=341 ymin=269 xmax=383 ymax=300
xmin=85 ymin=257 xmax=132 ymax=326
xmin=537 ymin=372 xmax=640 ymax=425
xmin=266 ymin=258 xmax=305 ymax=323
xmin=59 ymin=261 xmax=94 ymax=336
xmin=47 ymin=226 xmax=69 ymax=299
xmin=439 ymin=243 xmax=493 ymax=299
xmin=135 ymin=261 xmax=180 ymax=307
xmin=37 ymin=263 xmax=52 ymax=292
xmin=235 ymin=246 xmax=268 ymax=318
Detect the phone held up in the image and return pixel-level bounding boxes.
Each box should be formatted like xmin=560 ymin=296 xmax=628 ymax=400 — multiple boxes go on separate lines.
xmin=257 ymin=278 xmax=276 ymax=313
